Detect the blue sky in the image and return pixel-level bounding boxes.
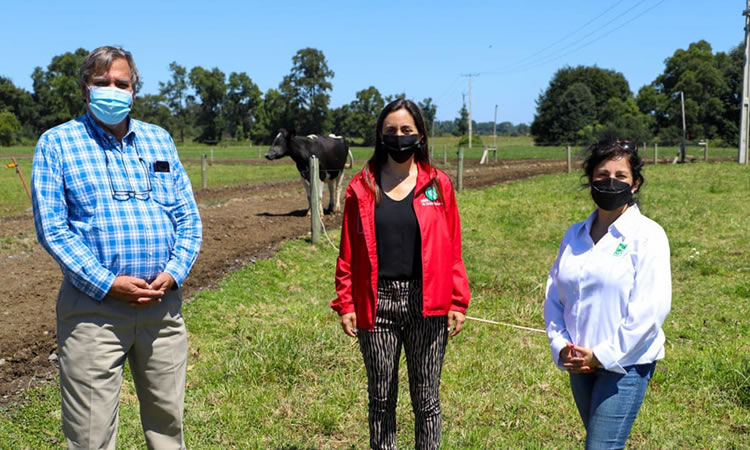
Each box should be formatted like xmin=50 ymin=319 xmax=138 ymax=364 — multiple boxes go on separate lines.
xmin=0 ymin=1 xmax=743 ymax=125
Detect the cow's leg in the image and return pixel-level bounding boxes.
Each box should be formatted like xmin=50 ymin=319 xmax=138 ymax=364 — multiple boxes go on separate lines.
xmin=327 ymin=179 xmax=335 ymax=214
xmin=318 ymin=179 xmax=325 ymax=217
xmin=301 ymin=176 xmax=312 ymax=216
xmin=333 ymin=171 xmax=345 ymax=213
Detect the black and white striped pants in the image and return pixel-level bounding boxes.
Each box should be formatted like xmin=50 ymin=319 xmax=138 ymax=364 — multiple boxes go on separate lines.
xmin=358 ymin=279 xmax=449 ymax=450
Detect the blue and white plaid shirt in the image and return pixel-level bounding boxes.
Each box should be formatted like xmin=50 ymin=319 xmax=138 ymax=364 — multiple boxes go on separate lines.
xmin=32 ymin=112 xmax=203 ymax=300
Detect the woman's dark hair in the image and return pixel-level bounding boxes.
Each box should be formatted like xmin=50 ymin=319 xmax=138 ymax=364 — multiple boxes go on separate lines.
xmin=364 ymin=99 xmax=442 ymax=204
xmin=582 ymin=139 xmax=645 ymax=204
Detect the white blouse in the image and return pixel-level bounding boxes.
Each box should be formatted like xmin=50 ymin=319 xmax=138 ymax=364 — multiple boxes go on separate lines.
xmin=544 ymin=205 xmax=671 ymax=374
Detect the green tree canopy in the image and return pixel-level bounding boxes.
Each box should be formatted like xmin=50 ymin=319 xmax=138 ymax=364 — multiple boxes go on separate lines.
xmin=159 ymin=62 xmax=190 ymax=141
xmin=189 ymin=66 xmax=226 ymax=142
xmin=454 ymin=103 xmax=469 ymax=137
xmin=31 ymin=48 xmax=89 ymax=133
xmin=224 ymin=72 xmax=262 ymax=142
xmin=418 ymin=97 xmax=437 ymax=133
xmin=347 ymin=86 xmax=384 ymax=145
xmin=279 ymin=48 xmax=334 ymax=135
xmin=131 ymin=94 xmax=172 ymax=132
xmin=0 ymin=110 xmax=21 ymax=146
xmin=637 ymin=40 xmax=741 ymax=145
xmin=556 ymin=82 xmax=596 ymax=144
xmin=0 ymin=77 xmax=38 ymax=139
xmin=531 ymin=65 xmax=631 ymax=145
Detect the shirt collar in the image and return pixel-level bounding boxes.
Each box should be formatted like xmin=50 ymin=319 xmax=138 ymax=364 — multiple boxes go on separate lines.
xmin=83 ymin=111 xmax=137 ymax=145
xmin=581 ymin=204 xmax=641 ymax=239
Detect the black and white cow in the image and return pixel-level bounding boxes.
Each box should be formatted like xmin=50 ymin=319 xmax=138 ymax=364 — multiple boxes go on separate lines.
xmin=265 ymin=128 xmax=352 ymax=215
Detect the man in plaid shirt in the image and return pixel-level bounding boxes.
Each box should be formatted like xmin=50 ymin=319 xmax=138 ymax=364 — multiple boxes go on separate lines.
xmin=32 ymin=46 xmax=202 ymax=449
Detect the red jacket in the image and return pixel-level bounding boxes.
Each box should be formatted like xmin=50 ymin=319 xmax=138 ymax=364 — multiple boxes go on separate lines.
xmin=331 ymin=161 xmax=471 ymax=330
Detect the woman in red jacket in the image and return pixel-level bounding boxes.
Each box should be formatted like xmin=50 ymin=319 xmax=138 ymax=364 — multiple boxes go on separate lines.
xmin=331 ymin=99 xmax=470 ymax=449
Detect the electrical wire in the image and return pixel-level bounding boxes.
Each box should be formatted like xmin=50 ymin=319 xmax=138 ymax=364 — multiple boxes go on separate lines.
xmin=481 ymin=0 xmax=666 ymax=76
xmin=508 ymin=0 xmax=629 ymax=67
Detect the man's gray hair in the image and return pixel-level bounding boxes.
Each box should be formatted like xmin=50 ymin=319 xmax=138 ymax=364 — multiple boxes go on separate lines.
xmin=79 ymin=46 xmax=140 ymax=92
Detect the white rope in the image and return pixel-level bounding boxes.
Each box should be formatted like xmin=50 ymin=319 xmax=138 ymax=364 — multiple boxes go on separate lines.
xmin=465 ymin=316 xmax=546 ymax=334
xmin=319 ymin=213 xmax=338 ymax=251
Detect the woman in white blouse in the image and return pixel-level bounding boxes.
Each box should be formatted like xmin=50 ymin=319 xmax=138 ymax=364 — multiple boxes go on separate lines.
xmin=544 ymin=139 xmax=671 ymax=449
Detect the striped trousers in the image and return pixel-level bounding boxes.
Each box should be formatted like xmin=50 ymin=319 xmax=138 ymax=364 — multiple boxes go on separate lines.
xmin=358 ymin=279 xmax=449 ymax=450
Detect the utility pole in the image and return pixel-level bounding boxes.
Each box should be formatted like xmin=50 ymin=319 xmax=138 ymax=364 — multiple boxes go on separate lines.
xmin=462 ymin=73 xmax=479 ymax=148
xmin=739 ymin=1 xmax=750 ymax=164
xmin=680 ymin=91 xmax=687 ymax=164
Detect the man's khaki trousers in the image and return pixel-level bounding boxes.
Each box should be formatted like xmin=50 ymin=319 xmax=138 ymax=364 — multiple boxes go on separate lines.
xmin=56 ymin=279 xmax=187 ymax=450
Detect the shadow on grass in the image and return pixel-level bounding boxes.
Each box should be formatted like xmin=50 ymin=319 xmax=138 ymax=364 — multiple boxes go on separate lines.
xmin=258 ymin=209 xmax=309 ymax=217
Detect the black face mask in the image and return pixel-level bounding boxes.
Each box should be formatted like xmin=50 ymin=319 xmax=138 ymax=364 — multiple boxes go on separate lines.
xmin=591 ymin=178 xmax=633 ymax=211
xmin=382 ymin=134 xmax=420 ymax=163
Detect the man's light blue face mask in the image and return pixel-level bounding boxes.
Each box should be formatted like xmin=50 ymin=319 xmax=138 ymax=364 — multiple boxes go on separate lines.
xmin=87 ymin=85 xmax=133 ymax=125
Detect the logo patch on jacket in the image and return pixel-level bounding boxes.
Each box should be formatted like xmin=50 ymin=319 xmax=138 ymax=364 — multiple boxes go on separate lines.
xmin=420 ymin=186 xmax=443 ymax=206
xmin=613 ymin=243 xmax=627 ymax=256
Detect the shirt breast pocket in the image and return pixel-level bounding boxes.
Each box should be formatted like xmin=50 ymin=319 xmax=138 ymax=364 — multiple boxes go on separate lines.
xmin=150 ymin=170 xmax=177 ymax=206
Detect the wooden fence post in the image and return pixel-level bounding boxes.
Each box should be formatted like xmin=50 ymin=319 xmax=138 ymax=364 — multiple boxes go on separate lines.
xmin=310 ymin=156 xmax=321 ymax=244
xmin=457 ymin=146 xmax=464 ymax=193
xmin=654 ymin=143 xmax=658 ymax=165
xmin=443 ymin=145 xmax=447 ymax=165
xmin=201 ymin=154 xmax=207 ymax=190
xmin=566 ymin=145 xmax=572 ymax=173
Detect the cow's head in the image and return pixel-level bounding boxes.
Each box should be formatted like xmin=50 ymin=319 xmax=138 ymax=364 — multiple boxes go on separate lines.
xmin=265 ymin=128 xmax=295 ymax=160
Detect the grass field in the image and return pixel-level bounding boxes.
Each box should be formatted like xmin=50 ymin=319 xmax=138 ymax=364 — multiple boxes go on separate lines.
xmin=1 ymin=162 xmax=748 ymax=448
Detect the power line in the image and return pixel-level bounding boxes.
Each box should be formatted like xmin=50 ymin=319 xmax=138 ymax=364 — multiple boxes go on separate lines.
xmin=481 ymin=0 xmax=663 ymax=76
xmin=499 ymin=0 xmax=666 ymax=75
xmin=433 ymin=75 xmax=463 ymax=104
xmin=509 ymin=0 xmax=628 ymax=67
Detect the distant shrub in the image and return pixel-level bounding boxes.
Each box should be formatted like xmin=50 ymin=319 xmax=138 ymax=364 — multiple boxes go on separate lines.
xmin=458 ymin=135 xmax=482 ymax=147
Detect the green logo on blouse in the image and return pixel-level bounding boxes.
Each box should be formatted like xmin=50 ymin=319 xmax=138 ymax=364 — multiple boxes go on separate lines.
xmin=614 ymin=243 xmax=627 ymax=256
xmin=425 ymin=186 xmax=438 ymax=201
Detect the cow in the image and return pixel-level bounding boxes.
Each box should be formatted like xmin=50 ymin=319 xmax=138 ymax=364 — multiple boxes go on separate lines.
xmin=265 ymin=128 xmax=353 ymax=215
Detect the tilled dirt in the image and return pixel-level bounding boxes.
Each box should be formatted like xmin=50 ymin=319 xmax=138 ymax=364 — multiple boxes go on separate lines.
xmin=0 ymin=158 xmax=567 ymax=405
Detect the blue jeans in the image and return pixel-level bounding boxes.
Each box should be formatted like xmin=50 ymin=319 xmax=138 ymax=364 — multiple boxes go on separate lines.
xmin=569 ymin=362 xmax=656 ymax=450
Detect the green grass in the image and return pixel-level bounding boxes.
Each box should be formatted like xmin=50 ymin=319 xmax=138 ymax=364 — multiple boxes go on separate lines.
xmin=2 ymin=162 xmax=749 ymax=448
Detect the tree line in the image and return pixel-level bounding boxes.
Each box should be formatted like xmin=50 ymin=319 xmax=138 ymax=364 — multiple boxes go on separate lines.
xmin=0 ymin=47 xmax=528 ymax=147
xmin=531 ymin=40 xmax=742 ymax=147
xmin=3 ymin=40 xmax=734 ymax=148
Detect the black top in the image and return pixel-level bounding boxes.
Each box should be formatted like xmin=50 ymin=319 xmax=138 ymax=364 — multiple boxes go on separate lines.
xmin=375 ymin=187 xmax=422 ymax=279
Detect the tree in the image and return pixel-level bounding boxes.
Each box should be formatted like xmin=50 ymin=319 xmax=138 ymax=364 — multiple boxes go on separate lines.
xmin=346 ymin=86 xmax=385 ymax=145
xmin=531 ymin=65 xmax=631 ymax=145
xmin=189 ymin=66 xmax=226 ymax=142
xmin=385 ymin=92 xmax=406 ymax=103
xmin=131 ymin=94 xmax=172 ymax=131
xmin=418 ymin=98 xmax=437 ymax=133
xmin=159 ymin=62 xmax=190 ymax=142
xmin=638 ymin=40 xmax=738 ymax=144
xmin=329 ymin=104 xmax=354 ymax=138
xmin=582 ymin=97 xmax=653 ymax=145
xmin=279 ymin=48 xmax=334 ymax=135
xmin=0 ymin=77 xmax=39 ymax=139
xmin=454 ymin=103 xmax=469 ymax=137
xmin=31 ymin=48 xmax=89 ymax=133
xmin=556 ymin=82 xmax=596 ymax=144
xmin=224 ymin=72 xmax=262 ymax=141
xmin=250 ymin=88 xmax=287 ymax=144
xmin=0 ymin=111 xmax=21 ymax=146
